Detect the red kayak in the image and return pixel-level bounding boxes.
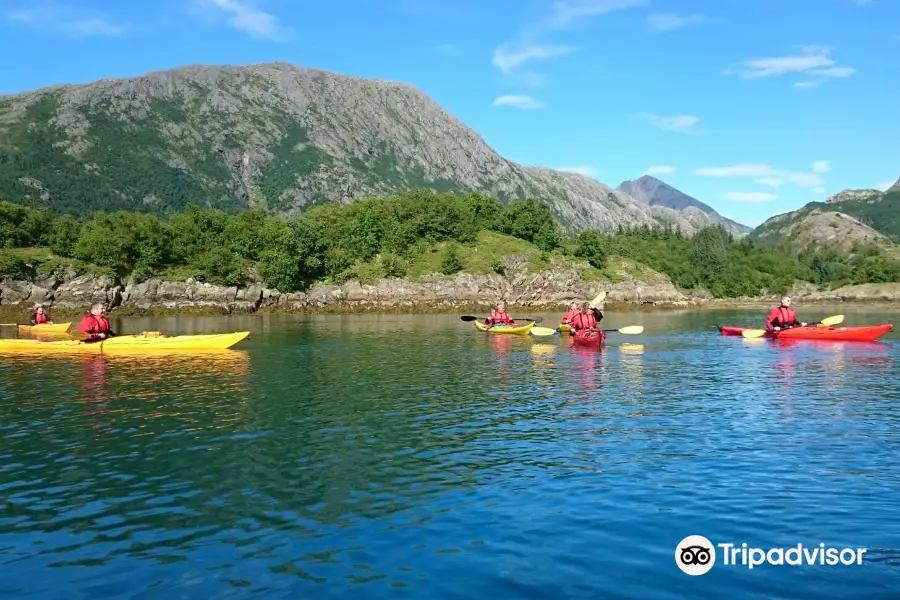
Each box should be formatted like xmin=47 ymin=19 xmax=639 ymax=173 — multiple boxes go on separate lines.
xmin=718 ymin=324 xmax=893 ymax=342
xmin=572 ymin=328 xmax=605 ymax=348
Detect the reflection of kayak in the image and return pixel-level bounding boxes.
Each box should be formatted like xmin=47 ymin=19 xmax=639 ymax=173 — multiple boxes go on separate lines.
xmin=719 ymin=324 xmax=893 ymax=342
xmin=17 ymin=322 xmax=72 ymax=334
xmin=474 ymin=321 xmax=535 ymax=335
xmin=572 ymin=328 xmax=605 ymax=348
xmin=559 ymin=323 xmax=571 ymax=332
xmin=0 ymin=331 xmax=251 ymax=354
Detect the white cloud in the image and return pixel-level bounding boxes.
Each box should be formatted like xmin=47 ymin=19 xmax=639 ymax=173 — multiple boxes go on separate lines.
xmin=695 ymin=163 xmax=825 ymax=189
xmin=639 ymin=113 xmax=705 ymax=134
xmin=550 ymin=0 xmax=648 ymax=29
xmin=5 ymin=7 xmax=125 ymax=37
xmin=643 ymin=165 xmax=677 ymax=175
xmin=646 ymin=13 xmax=707 ymax=33
xmin=491 ymin=0 xmax=645 ymax=74
xmin=725 ymin=192 xmax=778 ymax=202
xmin=726 ymin=46 xmax=854 ymax=88
xmin=197 ymin=0 xmax=283 ymax=40
xmin=492 ymin=94 xmax=543 ymax=109
xmin=491 ymin=44 xmax=575 ymax=73
xmin=559 ymin=166 xmax=599 ymax=177
xmin=755 ymin=177 xmax=783 ymax=187
xmin=875 ymin=180 xmax=896 ymax=191
xmin=811 ymin=160 xmax=830 ymax=173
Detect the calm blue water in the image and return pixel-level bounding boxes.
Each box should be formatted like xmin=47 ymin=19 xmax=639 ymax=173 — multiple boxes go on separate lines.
xmin=1 ymin=309 xmax=899 ymax=598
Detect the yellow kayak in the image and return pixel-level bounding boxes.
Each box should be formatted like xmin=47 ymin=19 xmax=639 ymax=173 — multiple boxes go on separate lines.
xmin=473 ymin=321 xmax=535 ymax=335
xmin=17 ymin=322 xmax=72 ymax=335
xmin=0 ymin=331 xmax=250 ymax=355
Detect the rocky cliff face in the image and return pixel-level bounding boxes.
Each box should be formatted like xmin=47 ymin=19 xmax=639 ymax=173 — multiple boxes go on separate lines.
xmin=825 ymin=189 xmax=882 ymax=204
xmin=616 ymin=175 xmax=750 ymax=236
xmin=2 ymin=62 xmax=741 ymax=234
xmin=1 ymin=261 xmax=687 ymax=315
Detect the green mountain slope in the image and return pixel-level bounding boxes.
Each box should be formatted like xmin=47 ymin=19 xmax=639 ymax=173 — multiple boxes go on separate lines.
xmin=1 ymin=62 xmax=741 ymax=234
xmin=750 ymin=185 xmax=900 ymax=247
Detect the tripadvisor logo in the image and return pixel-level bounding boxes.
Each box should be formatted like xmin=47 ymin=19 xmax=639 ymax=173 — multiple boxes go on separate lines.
xmin=676 ymin=535 xmax=715 ymax=576
xmin=675 ymin=535 xmax=867 ymax=575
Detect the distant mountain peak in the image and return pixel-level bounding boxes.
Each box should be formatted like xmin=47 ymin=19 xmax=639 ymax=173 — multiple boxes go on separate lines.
xmin=616 ymin=175 xmax=751 ymax=235
xmin=888 ymin=178 xmax=900 ymax=193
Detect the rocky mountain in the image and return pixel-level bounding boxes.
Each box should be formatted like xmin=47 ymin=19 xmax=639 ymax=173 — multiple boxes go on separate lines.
xmin=616 ymin=175 xmax=750 ymax=236
xmin=751 ymin=181 xmax=900 ymax=248
xmin=2 ymin=61 xmax=734 ymax=234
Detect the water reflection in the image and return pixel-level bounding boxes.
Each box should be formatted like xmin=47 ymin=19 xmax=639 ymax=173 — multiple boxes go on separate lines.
xmin=618 ymin=343 xmax=644 ymax=393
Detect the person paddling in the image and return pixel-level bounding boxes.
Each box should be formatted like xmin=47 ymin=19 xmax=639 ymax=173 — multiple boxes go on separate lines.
xmin=485 ymin=301 xmax=516 ymax=327
xmin=78 ymin=303 xmax=116 ymax=340
xmin=560 ymin=302 xmax=578 ymax=326
xmin=569 ymin=301 xmax=603 ymax=335
xmin=765 ymin=296 xmax=806 ymax=332
xmin=29 ymin=304 xmax=51 ymax=325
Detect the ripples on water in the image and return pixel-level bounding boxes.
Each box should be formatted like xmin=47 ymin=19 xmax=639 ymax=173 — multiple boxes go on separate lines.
xmin=1 ymin=313 xmax=900 ymax=599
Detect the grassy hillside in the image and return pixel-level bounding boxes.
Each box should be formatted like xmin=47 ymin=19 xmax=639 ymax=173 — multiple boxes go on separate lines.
xmin=751 ymin=189 xmax=900 ymax=246
xmin=4 ymin=189 xmax=896 ymax=298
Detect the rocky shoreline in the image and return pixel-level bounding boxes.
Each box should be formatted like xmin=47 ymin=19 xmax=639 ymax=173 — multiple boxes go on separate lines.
xmin=1 ymin=267 xmax=898 ymax=320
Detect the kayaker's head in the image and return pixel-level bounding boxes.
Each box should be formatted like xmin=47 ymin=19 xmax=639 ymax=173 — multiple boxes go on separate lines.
xmin=89 ymin=303 xmax=106 ymax=316
xmin=496 ymin=301 xmax=507 ymax=313
xmin=569 ymin=302 xmax=578 ymax=312
xmin=781 ymin=295 xmax=792 ymax=308
xmin=581 ymin=301 xmax=592 ymax=312
xmin=34 ymin=304 xmax=44 ymax=314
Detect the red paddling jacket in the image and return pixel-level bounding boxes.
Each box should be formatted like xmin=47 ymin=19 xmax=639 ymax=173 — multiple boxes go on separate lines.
xmin=570 ymin=308 xmax=603 ymax=333
xmin=765 ymin=306 xmax=800 ymax=330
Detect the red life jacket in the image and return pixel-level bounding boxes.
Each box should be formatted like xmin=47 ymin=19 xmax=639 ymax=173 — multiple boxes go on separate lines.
xmin=571 ymin=311 xmax=597 ymax=331
xmin=561 ymin=309 xmax=578 ymax=324
xmin=34 ymin=312 xmax=49 ymax=324
xmin=765 ymin=306 xmax=797 ymax=329
xmin=488 ymin=310 xmax=514 ymax=325
xmin=78 ymin=314 xmax=111 ymax=334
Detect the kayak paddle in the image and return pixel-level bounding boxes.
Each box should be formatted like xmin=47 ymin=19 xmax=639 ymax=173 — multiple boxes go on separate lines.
xmin=460 ymin=315 xmax=543 ymax=323
xmin=531 ymin=325 xmax=643 ymax=337
xmin=589 ymin=291 xmax=606 ymax=308
xmin=740 ymin=314 xmax=844 ymax=339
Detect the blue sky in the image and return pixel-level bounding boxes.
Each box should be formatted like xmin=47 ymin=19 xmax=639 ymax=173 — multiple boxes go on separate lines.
xmin=1 ymin=0 xmax=897 ymax=227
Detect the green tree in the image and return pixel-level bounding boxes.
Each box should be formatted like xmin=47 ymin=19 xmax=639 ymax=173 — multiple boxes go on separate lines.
xmin=574 ymin=230 xmax=608 ymax=270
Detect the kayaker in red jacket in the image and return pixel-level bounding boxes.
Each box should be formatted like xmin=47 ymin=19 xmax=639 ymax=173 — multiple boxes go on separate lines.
xmin=29 ymin=304 xmax=51 ymax=325
xmin=765 ymin=296 xmax=806 ymax=331
xmin=78 ymin=303 xmax=116 ymax=340
xmin=569 ymin=302 xmax=603 ymax=335
xmin=485 ymin=302 xmax=516 ymax=326
xmin=561 ymin=303 xmax=579 ymax=325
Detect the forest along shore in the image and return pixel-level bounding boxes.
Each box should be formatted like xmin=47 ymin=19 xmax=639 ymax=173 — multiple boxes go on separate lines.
xmin=3 ymin=270 xmax=900 ymax=320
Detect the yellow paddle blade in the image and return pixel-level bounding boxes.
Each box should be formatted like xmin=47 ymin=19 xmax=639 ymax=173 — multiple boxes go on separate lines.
xmin=590 ymin=291 xmax=607 ymax=308
xmin=617 ymin=325 xmax=643 ymax=334
xmin=530 ymin=326 xmax=558 ymax=337
xmin=741 ymin=329 xmax=767 ymax=339
xmin=820 ymin=314 xmax=843 ymax=326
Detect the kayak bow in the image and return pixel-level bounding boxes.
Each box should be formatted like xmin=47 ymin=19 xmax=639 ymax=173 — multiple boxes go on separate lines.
xmin=0 ymin=331 xmax=251 ymax=354
xmin=17 ymin=322 xmax=72 ymax=335
xmin=572 ymin=328 xmax=605 ymax=348
xmin=474 ymin=321 xmax=535 ymax=335
xmin=718 ymin=324 xmax=893 ymax=342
